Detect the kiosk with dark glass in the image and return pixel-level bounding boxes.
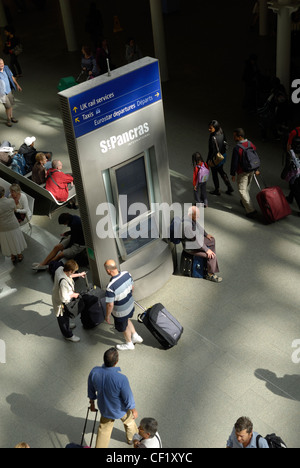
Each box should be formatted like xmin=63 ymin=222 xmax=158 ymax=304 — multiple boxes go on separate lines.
xmin=59 ymin=57 xmax=173 ymax=299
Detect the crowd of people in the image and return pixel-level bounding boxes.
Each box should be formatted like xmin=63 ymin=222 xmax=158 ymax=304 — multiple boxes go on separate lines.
xmin=0 ymin=134 xmax=76 ymax=206
xmin=192 ymin=120 xmax=300 ymax=219
xmin=77 ymin=35 xmax=143 ymax=83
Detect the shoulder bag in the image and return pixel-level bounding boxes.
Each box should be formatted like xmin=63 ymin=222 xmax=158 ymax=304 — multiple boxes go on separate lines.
xmin=211 ymin=137 xmax=225 ymax=167
xmin=59 ymin=278 xmax=84 ymax=318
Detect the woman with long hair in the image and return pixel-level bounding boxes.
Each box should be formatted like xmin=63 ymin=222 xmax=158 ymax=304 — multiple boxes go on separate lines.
xmin=207 ymin=120 xmax=234 ymax=196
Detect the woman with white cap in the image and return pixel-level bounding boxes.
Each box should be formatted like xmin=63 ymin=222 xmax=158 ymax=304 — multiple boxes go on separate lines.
xmin=18 ymin=136 xmax=37 ymax=171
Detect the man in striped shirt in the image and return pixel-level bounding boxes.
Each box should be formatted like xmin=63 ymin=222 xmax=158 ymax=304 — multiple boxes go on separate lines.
xmin=104 ymin=260 xmax=143 ymax=351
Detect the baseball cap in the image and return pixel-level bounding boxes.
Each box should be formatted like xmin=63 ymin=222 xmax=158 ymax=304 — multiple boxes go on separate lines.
xmin=24 ymin=137 xmax=36 ymax=146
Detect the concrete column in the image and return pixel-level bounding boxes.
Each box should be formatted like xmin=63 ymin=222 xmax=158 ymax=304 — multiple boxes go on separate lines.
xmin=268 ymin=1 xmax=300 ymax=91
xmin=149 ymin=0 xmax=169 ymax=82
xmin=276 ymin=6 xmax=292 ymax=90
xmin=259 ymin=0 xmax=269 ymax=36
xmin=0 ymin=0 xmax=8 ymax=28
xmin=59 ymin=0 xmax=77 ymax=52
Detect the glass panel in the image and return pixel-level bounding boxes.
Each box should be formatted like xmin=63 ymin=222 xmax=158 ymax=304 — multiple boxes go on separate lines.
xmin=115 ymin=156 xmax=150 ymax=224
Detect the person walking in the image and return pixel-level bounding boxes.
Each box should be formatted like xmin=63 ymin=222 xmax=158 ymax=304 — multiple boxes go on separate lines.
xmin=207 ymin=120 xmax=234 ymax=196
xmin=226 ymin=416 xmax=269 ymax=448
xmin=230 ymin=128 xmax=260 ymax=219
xmin=88 ymin=347 xmax=138 ymax=448
xmin=125 ymin=37 xmax=143 ymax=64
xmin=3 ymin=25 xmax=23 ymax=78
xmin=104 ymin=260 xmax=143 ymax=350
xmin=0 ymin=185 xmax=27 ymax=263
xmin=0 ymin=58 xmax=22 ymax=127
xmin=192 ymin=152 xmax=209 ymax=207
xmin=132 ymin=417 xmax=162 ymax=448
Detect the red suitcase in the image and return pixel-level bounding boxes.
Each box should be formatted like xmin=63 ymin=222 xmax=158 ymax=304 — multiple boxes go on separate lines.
xmin=254 ymin=176 xmax=292 ymax=223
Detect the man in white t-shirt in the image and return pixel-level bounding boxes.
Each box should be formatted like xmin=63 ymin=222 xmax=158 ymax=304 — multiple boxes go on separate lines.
xmin=133 ymin=418 xmax=162 ymax=448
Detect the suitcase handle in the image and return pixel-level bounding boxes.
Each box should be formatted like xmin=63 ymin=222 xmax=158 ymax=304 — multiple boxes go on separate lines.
xmin=134 ymin=301 xmax=146 ymax=312
xmin=254 ymin=173 xmax=268 ymax=191
xmin=134 ymin=302 xmax=146 ymax=323
xmin=80 ymin=407 xmax=99 ymax=447
xmin=254 ymin=174 xmax=262 ymax=192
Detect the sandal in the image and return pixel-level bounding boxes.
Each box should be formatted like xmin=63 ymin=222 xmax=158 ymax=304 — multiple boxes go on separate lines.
xmin=205 ymin=273 xmax=223 ymax=283
xmin=11 ymin=255 xmax=17 ymax=264
xmin=17 ymin=254 xmax=24 ymax=262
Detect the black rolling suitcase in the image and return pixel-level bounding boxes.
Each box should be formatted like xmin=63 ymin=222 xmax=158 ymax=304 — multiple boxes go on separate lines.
xmin=135 ymin=302 xmax=183 ymax=349
xmin=66 ymin=407 xmax=99 ymax=448
xmin=80 ymin=277 xmax=106 ymax=329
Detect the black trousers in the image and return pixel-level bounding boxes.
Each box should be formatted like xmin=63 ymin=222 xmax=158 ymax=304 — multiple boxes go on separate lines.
xmin=211 ymin=165 xmax=233 ymax=191
xmin=10 ymin=54 xmax=22 ymax=76
xmin=57 ymin=313 xmax=73 ymax=338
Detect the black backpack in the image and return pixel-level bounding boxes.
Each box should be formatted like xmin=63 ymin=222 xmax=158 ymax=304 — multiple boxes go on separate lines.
xmin=238 ymin=142 xmax=261 ymax=173
xmin=256 ymin=433 xmax=287 ymax=449
xmin=291 ymin=128 xmax=300 ymax=154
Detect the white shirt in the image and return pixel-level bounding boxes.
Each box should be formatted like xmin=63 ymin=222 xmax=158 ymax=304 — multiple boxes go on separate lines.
xmin=0 ymin=197 xmax=20 ymax=232
xmin=133 ymin=432 xmax=162 ymax=448
xmin=52 ymin=266 xmax=75 ymax=317
xmin=10 ymin=193 xmax=32 ymax=221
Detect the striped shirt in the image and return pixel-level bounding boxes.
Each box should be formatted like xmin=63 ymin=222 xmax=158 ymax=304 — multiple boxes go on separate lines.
xmin=106 ymin=271 xmax=134 ymax=318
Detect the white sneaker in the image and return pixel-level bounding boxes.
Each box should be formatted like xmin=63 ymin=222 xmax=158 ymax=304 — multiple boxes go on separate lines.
xmin=70 ymin=321 xmax=76 ymax=330
xmin=116 ymin=342 xmax=135 ymax=351
xmin=65 ymin=335 xmax=80 ymax=343
xmin=32 ymin=264 xmax=48 ymax=271
xmin=132 ymin=333 xmax=143 ymax=345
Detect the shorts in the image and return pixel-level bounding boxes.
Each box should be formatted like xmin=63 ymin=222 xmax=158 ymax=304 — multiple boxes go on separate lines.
xmin=60 ymin=237 xmax=85 ymax=259
xmin=3 ymin=92 xmax=15 ymax=110
xmin=113 ymin=309 xmax=134 ymax=332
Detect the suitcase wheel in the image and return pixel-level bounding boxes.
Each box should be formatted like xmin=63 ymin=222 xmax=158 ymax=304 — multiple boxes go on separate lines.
xmin=137 ymin=313 xmax=145 ymax=323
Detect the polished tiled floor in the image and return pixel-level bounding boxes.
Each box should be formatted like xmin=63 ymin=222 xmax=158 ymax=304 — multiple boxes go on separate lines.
xmin=0 ymin=0 xmax=300 ymax=448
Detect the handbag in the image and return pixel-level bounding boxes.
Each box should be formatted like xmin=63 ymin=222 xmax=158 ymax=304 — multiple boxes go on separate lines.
xmin=212 ymin=137 xmax=225 ymax=167
xmin=63 ymin=297 xmax=84 ymax=318
xmin=59 ymin=278 xmax=84 ymax=318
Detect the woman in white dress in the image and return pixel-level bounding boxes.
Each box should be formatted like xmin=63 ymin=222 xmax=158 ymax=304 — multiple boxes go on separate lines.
xmin=9 ymin=183 xmax=32 ymax=225
xmin=0 ymin=185 xmax=27 ymax=263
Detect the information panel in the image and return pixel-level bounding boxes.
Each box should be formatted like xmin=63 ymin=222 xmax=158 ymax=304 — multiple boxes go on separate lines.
xmin=69 ymin=61 xmax=162 ymax=138
xmin=59 ymin=57 xmax=173 ymax=298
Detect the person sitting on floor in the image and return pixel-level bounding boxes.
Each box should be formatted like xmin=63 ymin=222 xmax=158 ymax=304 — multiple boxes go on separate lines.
xmin=32 ymin=213 xmax=85 ymax=270
xmin=182 ymin=205 xmax=222 ymax=283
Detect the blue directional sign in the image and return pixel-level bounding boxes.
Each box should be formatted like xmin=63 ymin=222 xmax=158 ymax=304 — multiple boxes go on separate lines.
xmin=69 ymin=61 xmax=162 ymax=138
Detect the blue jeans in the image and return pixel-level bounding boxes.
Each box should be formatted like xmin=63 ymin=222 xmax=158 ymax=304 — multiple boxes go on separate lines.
xmin=194 ymin=182 xmax=208 ymax=206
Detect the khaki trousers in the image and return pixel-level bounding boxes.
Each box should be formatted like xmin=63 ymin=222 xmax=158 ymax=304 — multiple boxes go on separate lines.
xmin=95 ymin=410 xmax=138 ymax=448
xmin=237 ymin=171 xmax=255 ymax=214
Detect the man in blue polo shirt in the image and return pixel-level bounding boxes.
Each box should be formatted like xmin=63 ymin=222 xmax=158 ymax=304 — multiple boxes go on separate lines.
xmin=104 ymin=259 xmax=143 ymax=351
xmin=88 ymin=347 xmax=138 ymax=448
xmin=226 ymin=417 xmax=269 ymax=448
xmin=0 ymin=58 xmax=22 ymax=127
